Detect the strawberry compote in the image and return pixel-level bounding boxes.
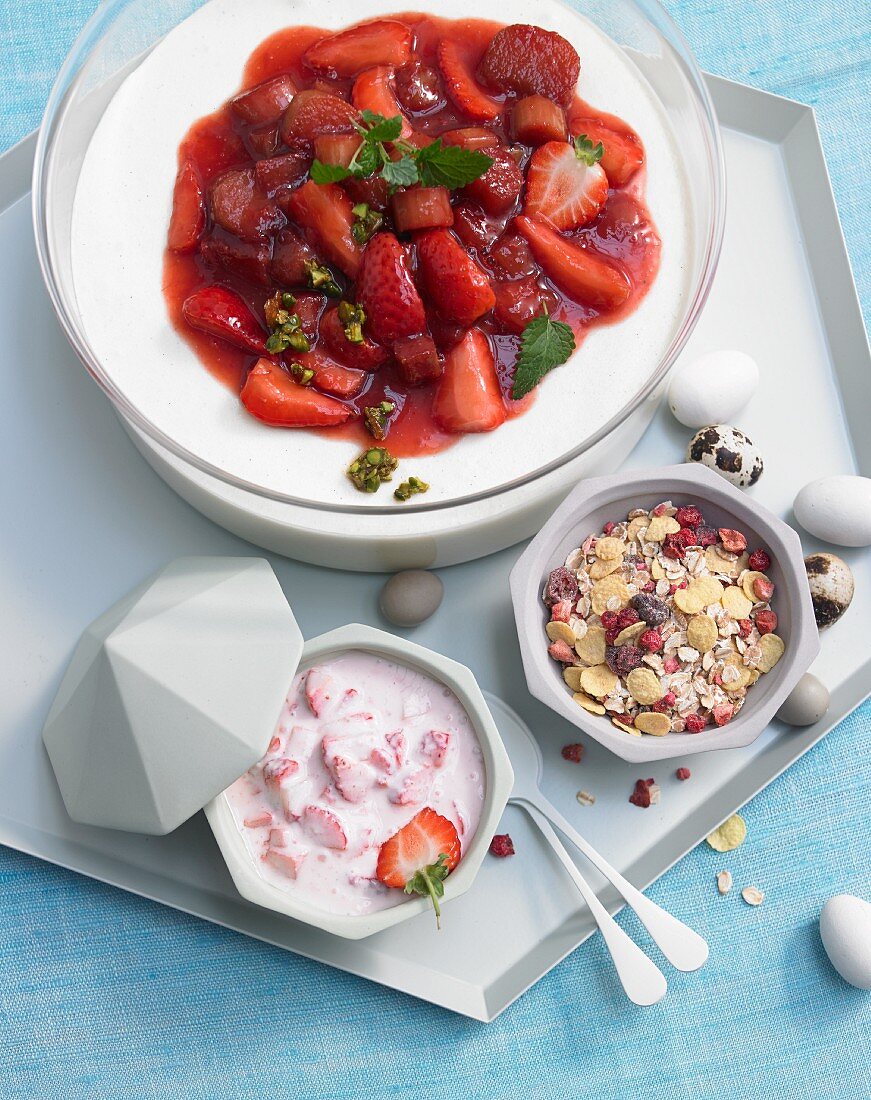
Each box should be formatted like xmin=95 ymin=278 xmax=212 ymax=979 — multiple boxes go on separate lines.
xmin=165 ymin=14 xmax=661 ymax=460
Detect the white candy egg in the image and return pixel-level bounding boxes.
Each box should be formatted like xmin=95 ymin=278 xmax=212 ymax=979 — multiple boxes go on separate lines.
xmin=668 ymin=350 xmax=759 ymax=428
xmin=794 ymin=475 xmax=871 ymax=547
xmin=686 ymin=424 xmax=764 ymax=488
xmin=776 ymin=672 xmax=829 ymax=726
xmin=819 ymin=895 xmax=871 ymax=989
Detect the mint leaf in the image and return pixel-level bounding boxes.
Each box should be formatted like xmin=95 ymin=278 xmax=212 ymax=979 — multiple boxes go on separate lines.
xmin=352 ymin=139 xmax=381 ymax=177
xmin=511 ymin=312 xmax=576 ymax=399
xmin=359 ymin=110 xmax=403 ymax=144
xmin=309 ymin=159 xmax=354 ymax=184
xmin=414 ymin=140 xmax=493 ymax=189
xmin=381 ymin=155 xmax=419 ymax=189
xmin=573 ymin=134 xmax=605 ymax=167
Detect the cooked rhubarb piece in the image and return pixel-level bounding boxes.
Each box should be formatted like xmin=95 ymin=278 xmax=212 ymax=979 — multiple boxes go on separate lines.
xmin=432 ymin=328 xmax=505 ymax=433
xmin=283 ymin=181 xmax=362 ymax=277
xmin=440 ymin=127 xmax=500 ymax=151
xmin=355 ymin=232 xmax=426 ymax=344
xmin=182 ymin=286 xmax=267 ymax=354
xmin=342 ymin=174 xmax=390 ymax=213
xmin=436 ymin=39 xmax=500 ymax=122
xmin=167 ymin=161 xmax=205 ymax=253
xmin=313 ymin=133 xmax=363 ymax=169
xmin=416 ymin=229 xmax=495 ymax=327
xmin=450 ymin=202 xmax=494 ymax=250
xmin=303 ymin=20 xmax=414 ymax=78
xmin=512 ymin=95 xmax=567 ymax=145
xmin=394 ymin=334 xmax=442 ymax=386
xmin=390 ymin=187 xmax=453 ymax=233
xmin=478 ymin=24 xmax=580 ymax=107
xmin=210 ymin=168 xmax=282 ymax=243
xmin=200 ymin=230 xmax=272 ymax=287
xmin=271 ymin=227 xmax=318 ymax=287
xmin=394 ymin=59 xmax=444 ymax=113
xmin=459 ymin=147 xmax=523 ymax=215
xmin=319 ymin=306 xmax=389 ymax=371
xmin=492 ymin=276 xmax=558 ymax=333
xmin=280 ymin=90 xmax=360 ymax=150
xmin=523 ymin=138 xmax=608 ymax=229
xmin=241 ymin=358 xmax=353 ymax=426
xmin=569 ymin=117 xmax=645 ymax=187
xmin=230 ymin=74 xmax=296 ymax=125
xmin=352 ymin=67 xmax=412 ymax=139
xmin=516 ymin=215 xmax=631 ymax=308
xmin=246 ymin=125 xmax=281 ymax=159
xmin=291 ymin=350 xmax=367 ymax=398
xmin=483 ymin=232 xmax=536 ymax=279
xmin=293 ymin=293 xmax=326 ymax=342
xmin=254 ymin=150 xmax=311 ymax=195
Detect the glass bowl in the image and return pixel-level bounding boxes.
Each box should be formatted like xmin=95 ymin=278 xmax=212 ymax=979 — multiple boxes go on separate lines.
xmin=33 ymin=0 xmax=724 ymax=565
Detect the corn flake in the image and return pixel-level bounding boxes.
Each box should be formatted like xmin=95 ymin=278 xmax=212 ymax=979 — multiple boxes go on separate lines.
xmin=595 ymin=536 xmax=626 ymax=561
xmin=758 ymin=633 xmax=785 ymax=672
xmin=615 ymin=621 xmax=647 ymax=647
xmin=722 ymin=586 xmax=753 ymax=618
xmin=575 ymin=624 xmax=606 ymax=666
xmin=706 ymin=813 xmax=747 ymax=852
xmin=590 ymin=557 xmax=623 ymax=580
xmin=741 ymin=571 xmax=769 ymax=604
xmin=611 ymin=716 xmax=640 ymax=736
xmin=626 ymin=667 xmax=664 ymax=705
xmin=646 ymin=515 xmax=681 ymax=542
xmin=687 ymin=614 xmax=718 ymax=653
xmin=591 ymin=576 xmax=630 ymax=616
xmin=635 ymin=711 xmax=671 ymax=736
xmin=563 ymin=666 xmax=584 ymax=691
xmin=546 ymin=620 xmax=576 ymax=645
xmin=580 ymin=664 xmax=618 ymax=698
xmin=573 ymin=691 xmax=606 ymax=715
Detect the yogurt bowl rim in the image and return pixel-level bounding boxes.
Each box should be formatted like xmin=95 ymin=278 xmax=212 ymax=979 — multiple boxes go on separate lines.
xmin=204 ymin=623 xmax=514 ymax=940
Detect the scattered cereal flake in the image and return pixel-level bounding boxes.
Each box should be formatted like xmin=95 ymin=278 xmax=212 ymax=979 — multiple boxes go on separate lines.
xmin=646 ymin=515 xmax=681 ymax=542
xmin=626 ymin=667 xmax=664 ymax=705
xmin=635 ymin=711 xmax=671 ymax=736
xmin=573 ymin=691 xmax=606 ymax=715
xmin=595 ymin=536 xmax=626 ymax=561
xmin=717 ymin=870 xmax=733 ymax=895
xmin=611 ymin=716 xmax=639 ymax=735
xmin=722 ymin=585 xmax=753 ymax=619
xmin=546 ymin=620 xmax=576 ymax=645
xmin=591 ymin=575 xmax=630 ymax=616
xmin=758 ymin=633 xmax=785 ymax=673
xmin=576 ymin=790 xmax=596 ymax=806
xmin=687 ymin=614 xmax=718 ymax=653
xmin=563 ymin=665 xmax=584 ymax=691
xmin=580 ymin=663 xmax=618 ymax=698
xmin=575 ymin=624 xmax=606 ymax=666
xmin=706 ymin=813 xmax=747 ymax=852
xmin=742 ymin=886 xmax=764 ymax=906
xmin=590 ymin=557 xmax=623 ymax=580
xmin=615 ymin=621 xmax=646 ymax=647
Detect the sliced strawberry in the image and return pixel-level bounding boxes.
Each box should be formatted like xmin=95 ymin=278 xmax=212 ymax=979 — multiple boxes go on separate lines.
xmin=352 ymin=67 xmax=412 ymax=138
xmin=390 ymin=186 xmax=453 ymax=233
xmin=416 ymin=229 xmax=495 ymax=327
xmin=280 ymin=89 xmax=360 ymax=150
xmin=168 ymin=161 xmax=205 ymax=253
xmin=375 ymin=806 xmax=461 ymax=924
xmin=292 ymin=349 xmax=366 ymax=398
xmin=512 ymin=95 xmax=567 ymax=146
xmin=230 ymin=74 xmax=296 ymax=125
xmin=515 ymin=215 xmax=631 ymax=309
xmin=524 ymin=140 xmax=608 ymax=230
xmin=492 ymin=276 xmax=558 ymax=333
xmin=313 ymin=133 xmax=363 ymax=169
xmin=393 ymin=334 xmax=442 ymax=385
xmin=319 ymin=306 xmax=389 ymax=371
xmin=264 ymin=848 xmax=306 ymax=878
xmin=394 ymin=59 xmax=444 ymax=113
xmin=432 ymin=328 xmax=506 ymax=433
xmin=182 ymin=286 xmax=267 ymax=353
xmin=478 ymin=24 xmax=580 ymax=107
xmin=293 ymin=293 xmax=325 ymax=342
xmin=436 ymin=39 xmax=501 ymax=122
xmin=283 ymin=180 xmax=362 ymax=277
xmin=354 ymin=231 xmax=426 ymax=344
xmin=440 ymin=127 xmax=500 ymax=151
xmin=303 ymin=20 xmax=413 ymax=78
xmin=302 ymin=805 xmax=348 ymax=849
xmin=254 ymin=150 xmax=311 ymax=195
xmin=200 ymin=230 xmax=272 ymax=287
xmin=304 ymin=667 xmax=333 ymax=716
xmin=459 ymin=147 xmax=523 ymax=215
xmin=568 ymin=117 xmax=645 ymax=187
xmin=209 ymin=168 xmax=282 ymax=243
xmin=241 ymin=358 xmax=353 ymax=427
xmin=270 ymin=226 xmax=318 ymax=287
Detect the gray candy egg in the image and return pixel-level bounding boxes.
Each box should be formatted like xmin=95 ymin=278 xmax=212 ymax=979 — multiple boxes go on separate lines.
xmin=379 ymin=570 xmax=444 ymax=626
xmin=804 ymin=552 xmax=854 ymax=628
xmin=777 ymin=672 xmax=830 ymax=726
xmin=686 ymin=424 xmax=763 ymax=488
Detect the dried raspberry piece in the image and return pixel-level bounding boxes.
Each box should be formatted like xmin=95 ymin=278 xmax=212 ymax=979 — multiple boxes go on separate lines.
xmin=615 ymin=608 xmax=640 ymax=631
xmin=608 ymin=645 xmax=644 ymax=677
xmin=561 ymin=743 xmax=585 ymax=763
xmin=748 ymin=548 xmax=771 ymax=572
xmin=629 ymin=777 xmax=658 ymax=808
xmin=675 ymin=505 xmax=704 ymax=529
xmin=643 ymin=580 xmax=656 ymax=593
xmin=755 ymin=609 xmax=778 ymax=635
xmin=489 ymin=834 xmax=515 ymax=857
xmin=652 ymin=502 xmax=671 ymax=517
xmin=738 ymin=618 xmax=754 ymax=638
xmin=551 ymin=600 xmax=572 ymax=623
xmin=663 ymin=655 xmax=680 ymax=674
xmin=631 ymin=593 xmax=669 ymax=626
xmin=662 ymin=531 xmax=694 ymax=559
xmin=718 ymin=528 xmax=747 ymax=554
xmin=652 ymin=691 xmax=676 ymax=713
xmin=753 ymin=576 xmax=775 ymax=601
xmin=684 ymin=713 xmax=707 ymax=734
xmin=712 ymin=703 xmax=734 ymax=726
xmin=600 ymin=610 xmax=620 ymax=632
xmin=669 ymin=580 xmax=689 ymax=595
xmin=639 ymin=629 xmax=663 ymax=653
xmin=602 ymin=520 xmax=616 ymax=535
xmin=548 ymin=640 xmax=577 ymax=663
xmin=696 ymin=525 xmax=719 ymax=548
xmin=675 ymin=767 xmax=691 ymax=781
xmin=545 ymin=566 xmax=578 ymax=606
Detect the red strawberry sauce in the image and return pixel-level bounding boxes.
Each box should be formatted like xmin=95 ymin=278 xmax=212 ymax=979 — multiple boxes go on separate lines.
xmin=163 ymin=14 xmax=661 ymax=458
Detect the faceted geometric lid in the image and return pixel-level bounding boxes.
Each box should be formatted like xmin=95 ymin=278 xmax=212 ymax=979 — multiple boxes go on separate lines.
xmin=42 ymin=557 xmax=303 ymax=835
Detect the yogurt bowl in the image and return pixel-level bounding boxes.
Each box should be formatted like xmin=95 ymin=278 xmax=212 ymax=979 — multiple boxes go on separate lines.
xmin=204 ymin=624 xmax=513 ymax=938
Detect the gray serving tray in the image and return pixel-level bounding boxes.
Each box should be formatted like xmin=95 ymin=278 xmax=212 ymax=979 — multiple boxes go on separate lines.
xmin=2 ymin=75 xmax=869 ymax=1022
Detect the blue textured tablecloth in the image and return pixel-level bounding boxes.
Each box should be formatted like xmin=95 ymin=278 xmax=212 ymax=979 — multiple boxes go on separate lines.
xmin=2 ymin=3 xmax=869 ymax=1097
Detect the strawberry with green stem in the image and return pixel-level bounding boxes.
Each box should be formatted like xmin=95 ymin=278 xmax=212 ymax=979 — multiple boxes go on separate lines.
xmin=375 ymin=807 xmax=461 ymax=928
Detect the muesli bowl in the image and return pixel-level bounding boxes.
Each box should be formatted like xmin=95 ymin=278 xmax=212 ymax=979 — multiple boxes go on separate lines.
xmin=205 ymin=624 xmax=514 ymax=939
xmin=509 ymin=464 xmax=820 ymax=762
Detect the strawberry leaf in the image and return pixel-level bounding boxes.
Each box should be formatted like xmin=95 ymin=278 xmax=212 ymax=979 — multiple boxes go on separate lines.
xmin=309 ymin=160 xmax=354 ymax=184
xmin=403 ymin=853 xmax=450 ymax=928
xmin=573 ymin=134 xmax=605 ymax=167
xmin=381 ymin=154 xmax=420 ymax=189
xmin=414 ymin=139 xmax=493 ymax=189
xmin=511 ymin=312 xmax=576 ymax=399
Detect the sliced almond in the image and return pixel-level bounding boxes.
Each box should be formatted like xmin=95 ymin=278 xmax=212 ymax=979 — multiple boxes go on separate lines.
xmin=742 ymin=886 xmax=765 ymax=906
xmin=717 ymin=870 xmax=733 ymax=895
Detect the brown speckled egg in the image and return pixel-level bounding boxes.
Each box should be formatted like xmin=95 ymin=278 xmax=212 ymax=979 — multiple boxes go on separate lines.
xmin=804 ymin=552 xmax=854 ymax=628
xmin=686 ymin=424 xmax=763 ymax=488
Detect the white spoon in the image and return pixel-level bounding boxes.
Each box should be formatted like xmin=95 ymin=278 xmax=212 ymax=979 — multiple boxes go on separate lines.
xmin=487 ymin=694 xmax=709 ymax=975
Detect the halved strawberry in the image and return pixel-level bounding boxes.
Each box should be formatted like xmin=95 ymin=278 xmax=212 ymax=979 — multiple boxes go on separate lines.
xmin=168 ymin=161 xmax=205 ymax=253
xmin=432 ymin=328 xmax=506 ymax=433
xmin=436 ymin=39 xmax=500 ymax=122
xmin=291 ymin=350 xmax=366 ymax=398
xmin=230 ymin=74 xmax=296 ymax=125
xmin=478 ymin=24 xmax=580 ymax=107
xmin=459 ymin=147 xmax=523 ymax=215
xmin=303 ymin=20 xmax=413 ymax=78
xmin=182 ymin=286 xmax=267 ymax=353
xmin=283 ymin=180 xmax=362 ymax=277
xmin=375 ymin=806 xmax=461 ymax=926
xmin=515 ymin=215 xmax=631 ymax=309
xmin=209 ymin=168 xmax=282 ymax=243
xmin=279 ymin=89 xmax=360 ymax=150
xmin=352 ymin=67 xmax=412 ymax=138
xmin=568 ymin=117 xmax=645 ymax=187
xmin=524 ymin=138 xmax=608 ymax=230
xmin=354 ymin=231 xmax=426 ymax=344
xmin=241 ymin=358 xmax=353 ymax=427
xmin=319 ymin=306 xmax=389 ymax=371
xmin=416 ymin=229 xmax=496 ymax=327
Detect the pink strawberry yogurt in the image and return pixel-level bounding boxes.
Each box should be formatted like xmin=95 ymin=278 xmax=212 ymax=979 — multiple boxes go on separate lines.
xmin=224 ymin=650 xmax=485 ymax=916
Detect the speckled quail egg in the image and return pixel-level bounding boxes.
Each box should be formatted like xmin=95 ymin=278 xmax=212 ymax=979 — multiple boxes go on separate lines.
xmin=794 ymin=475 xmax=871 ymax=547
xmin=686 ymin=425 xmax=763 ymax=488
xmin=804 ymin=552 xmax=854 ymax=628
xmin=667 ymin=350 xmax=759 ymax=428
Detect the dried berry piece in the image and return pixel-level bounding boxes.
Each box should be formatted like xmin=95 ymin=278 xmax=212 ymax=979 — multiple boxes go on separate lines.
xmin=748 ymin=548 xmax=771 ymax=571
xmin=607 ymin=645 xmax=645 ymax=677
xmin=684 ymin=713 xmax=707 ymax=734
xmin=662 ymin=530 xmax=694 ymax=559
xmin=631 ymin=593 xmax=669 ymax=626
xmin=600 ymin=610 xmax=620 ymax=632
xmin=550 ymin=600 xmax=572 ymax=624
xmin=676 ymin=767 xmax=691 ymax=781
xmin=545 ymin=567 xmax=579 ymax=607
xmin=712 ymin=703 xmax=734 ymax=726
xmin=561 ymin=743 xmax=585 ymax=763
xmin=548 ymin=640 xmax=577 ymax=664
xmin=652 ymin=691 xmax=676 ymax=713
xmin=695 ymin=525 xmax=720 ymax=548
xmin=629 ymin=777 xmax=659 ymax=808
xmin=738 ymin=618 xmax=753 ymax=638
xmin=615 ymin=607 xmax=640 ymax=631
xmin=675 ymin=505 xmax=704 ymax=529
xmin=755 ymin=609 xmax=778 ymax=635
xmin=719 ymin=528 xmax=748 ymax=554
xmin=489 ymin=834 xmax=515 ymax=857
xmin=753 ymin=576 xmax=775 ymax=601
xmin=639 ymin=629 xmax=663 ymax=653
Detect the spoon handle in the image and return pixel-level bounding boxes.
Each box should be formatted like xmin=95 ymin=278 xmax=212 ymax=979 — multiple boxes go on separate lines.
xmin=520 ymin=795 xmax=709 ymax=973
xmin=522 ymin=802 xmax=667 ymax=1006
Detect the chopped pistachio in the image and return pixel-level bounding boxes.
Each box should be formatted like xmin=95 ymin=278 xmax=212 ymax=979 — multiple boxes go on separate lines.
xmin=288 ymin=361 xmax=315 ymax=386
xmin=347 ymin=447 xmax=398 ymax=493
xmin=281 ymin=292 xmax=296 ymax=309
xmin=287 ymin=330 xmax=311 ymax=352
xmin=351 ymin=202 xmax=384 ymax=245
xmin=394 ymin=476 xmax=429 ymax=502
xmin=337 ymin=300 xmax=367 ymax=344
xmin=305 ymin=259 xmax=342 ymax=297
xmin=363 ymin=400 xmax=395 ymax=440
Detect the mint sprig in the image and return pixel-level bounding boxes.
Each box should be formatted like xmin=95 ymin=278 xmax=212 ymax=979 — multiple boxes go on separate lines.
xmin=414 ymin=139 xmax=493 ymax=189
xmin=511 ymin=312 xmax=576 ymax=399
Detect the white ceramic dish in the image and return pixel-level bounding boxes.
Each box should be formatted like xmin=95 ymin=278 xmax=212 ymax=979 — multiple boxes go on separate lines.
xmin=204 ymin=624 xmax=514 ymax=939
